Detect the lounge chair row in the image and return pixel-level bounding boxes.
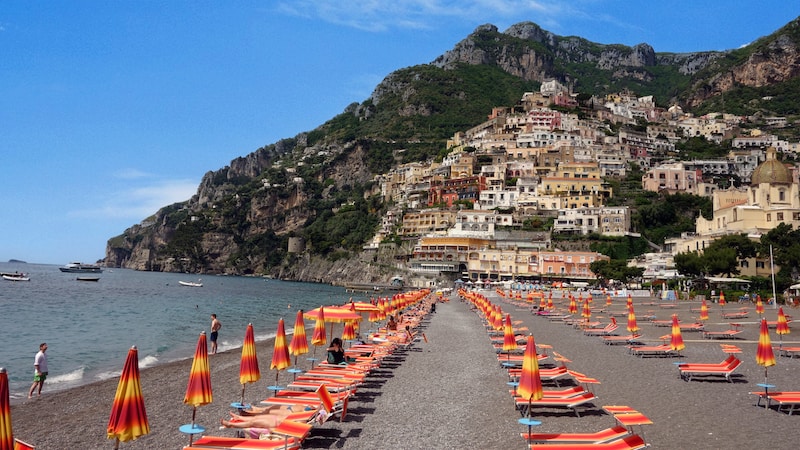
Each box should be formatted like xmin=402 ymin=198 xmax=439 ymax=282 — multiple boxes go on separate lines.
xmin=677 ymin=356 xmax=742 ymax=382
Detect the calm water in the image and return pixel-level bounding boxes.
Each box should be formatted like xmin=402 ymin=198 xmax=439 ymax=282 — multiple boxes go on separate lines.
xmin=0 ymin=262 xmax=358 ymax=400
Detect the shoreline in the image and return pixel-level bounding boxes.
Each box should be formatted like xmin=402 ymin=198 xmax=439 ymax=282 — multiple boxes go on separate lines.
xmin=9 ymin=292 xmax=800 ymax=449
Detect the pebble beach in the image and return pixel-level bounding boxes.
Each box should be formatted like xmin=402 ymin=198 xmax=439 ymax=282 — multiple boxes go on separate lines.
xmin=9 ymin=291 xmax=800 ymax=449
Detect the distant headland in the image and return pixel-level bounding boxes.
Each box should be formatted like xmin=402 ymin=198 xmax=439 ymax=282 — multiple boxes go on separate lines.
xmin=8 ymin=259 xmax=27 ymax=263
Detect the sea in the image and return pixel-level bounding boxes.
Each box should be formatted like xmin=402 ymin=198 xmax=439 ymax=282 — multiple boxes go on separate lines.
xmin=0 ymin=262 xmax=360 ymax=401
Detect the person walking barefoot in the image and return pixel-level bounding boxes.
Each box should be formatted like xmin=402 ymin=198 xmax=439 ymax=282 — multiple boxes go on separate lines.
xmin=28 ymin=343 xmax=48 ymax=398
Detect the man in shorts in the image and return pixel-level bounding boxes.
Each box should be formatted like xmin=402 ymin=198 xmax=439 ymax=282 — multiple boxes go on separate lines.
xmin=28 ymin=343 xmax=48 ymax=398
xmin=210 ymin=314 xmax=221 ymax=354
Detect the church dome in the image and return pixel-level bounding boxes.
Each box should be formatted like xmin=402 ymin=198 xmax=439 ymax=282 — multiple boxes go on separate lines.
xmin=751 ymin=147 xmax=791 ymax=185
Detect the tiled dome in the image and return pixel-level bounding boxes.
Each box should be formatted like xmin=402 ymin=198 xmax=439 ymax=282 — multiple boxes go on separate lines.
xmin=751 ymin=147 xmax=791 ymax=185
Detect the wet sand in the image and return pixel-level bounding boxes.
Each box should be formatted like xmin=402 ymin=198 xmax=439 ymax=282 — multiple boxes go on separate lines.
xmin=9 ymin=293 xmax=800 ymax=449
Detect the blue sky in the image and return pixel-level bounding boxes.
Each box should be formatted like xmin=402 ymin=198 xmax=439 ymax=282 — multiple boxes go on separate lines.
xmin=1 ymin=1 xmax=798 ymax=265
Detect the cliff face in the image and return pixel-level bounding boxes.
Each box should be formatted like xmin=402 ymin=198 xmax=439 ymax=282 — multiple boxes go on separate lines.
xmin=685 ymin=21 xmax=800 ymax=107
xmin=106 ymin=18 xmax=800 ymax=284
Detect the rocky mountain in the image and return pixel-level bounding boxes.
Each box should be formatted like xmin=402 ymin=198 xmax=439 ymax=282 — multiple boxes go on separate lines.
xmin=105 ymin=18 xmax=800 ymax=285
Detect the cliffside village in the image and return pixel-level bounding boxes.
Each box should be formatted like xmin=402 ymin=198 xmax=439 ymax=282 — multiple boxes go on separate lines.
xmin=364 ymin=80 xmax=800 ymax=286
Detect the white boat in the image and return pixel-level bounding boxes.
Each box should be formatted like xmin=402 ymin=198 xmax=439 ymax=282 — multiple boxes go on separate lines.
xmin=179 ymin=280 xmax=203 ymax=287
xmin=76 ymin=276 xmax=100 ymax=282
xmin=3 ymin=274 xmax=30 ymax=281
xmin=59 ymin=262 xmax=103 ymax=273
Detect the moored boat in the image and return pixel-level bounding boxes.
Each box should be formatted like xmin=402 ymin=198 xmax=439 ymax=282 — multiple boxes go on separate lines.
xmin=76 ymin=276 xmax=100 ymax=282
xmin=3 ymin=274 xmax=30 ymax=281
xmin=59 ymin=262 xmax=103 ymax=273
xmin=178 ymin=280 xmax=203 ymax=287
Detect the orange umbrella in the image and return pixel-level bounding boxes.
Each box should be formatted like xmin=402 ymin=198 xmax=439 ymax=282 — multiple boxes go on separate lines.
xmin=581 ymin=297 xmax=591 ymax=320
xmin=517 ymin=334 xmax=543 ymax=442
xmin=238 ymin=324 xmax=260 ymax=406
xmin=756 ymin=295 xmax=764 ymax=316
xmin=547 ymin=292 xmax=554 ymax=310
xmin=107 ymin=346 xmax=149 ymax=449
xmin=776 ymin=306 xmax=791 ymax=349
xmin=670 ymin=314 xmax=685 ymax=352
xmin=305 ymin=306 xmax=362 ymax=342
xmin=756 ymin=318 xmax=777 ymax=397
xmin=627 ymin=305 xmax=640 ymax=334
xmin=539 ymin=295 xmax=546 ymax=310
xmin=342 ymin=321 xmax=357 ymax=341
xmin=719 ymin=291 xmax=726 ymax=307
xmin=289 ymin=310 xmax=309 ymax=360
xmin=626 ymin=293 xmax=633 ymax=308
xmin=568 ymin=296 xmax=577 ymax=315
xmin=699 ymin=299 xmax=709 ymax=321
xmin=606 ymin=294 xmax=612 ymax=307
xmin=502 ymin=314 xmax=518 ymax=357
xmin=1 ymin=368 xmax=14 ymax=450
xmin=182 ymin=332 xmax=212 ymax=445
xmin=269 ymin=318 xmax=291 ymax=393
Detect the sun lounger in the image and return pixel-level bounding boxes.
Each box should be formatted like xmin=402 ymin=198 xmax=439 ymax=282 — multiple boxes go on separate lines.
xmin=779 ymin=346 xmax=800 ymax=358
xmin=628 ymin=344 xmax=678 ymax=357
xmin=508 ymin=365 xmax=571 ymax=386
xmin=584 ymin=320 xmax=619 ymax=336
xmin=521 ymin=426 xmax=630 ymax=444
xmin=701 ymin=328 xmax=743 ymax=339
xmin=678 ymin=357 xmax=741 ymax=382
xmin=750 ymin=391 xmax=800 ymax=414
xmin=516 ymin=391 xmax=598 ymax=417
xmin=679 ymin=322 xmax=705 ymax=332
xmin=527 ymin=434 xmax=648 ymax=450
xmin=512 ymin=386 xmax=588 ymax=401
xmin=602 ymin=334 xmax=642 ymax=345
xmin=721 ymin=311 xmax=749 ymax=319
xmin=13 ymin=439 xmax=35 ymax=450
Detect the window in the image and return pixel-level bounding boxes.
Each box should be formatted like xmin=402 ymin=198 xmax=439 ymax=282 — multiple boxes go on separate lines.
xmin=767 ymin=214 xmax=772 ymax=222
xmin=778 ymin=212 xmax=784 ymax=221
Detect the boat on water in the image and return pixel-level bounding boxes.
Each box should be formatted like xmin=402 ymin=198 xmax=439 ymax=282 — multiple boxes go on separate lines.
xmin=3 ymin=274 xmax=30 ymax=281
xmin=76 ymin=276 xmax=100 ymax=282
xmin=59 ymin=262 xmax=103 ymax=273
xmin=178 ymin=280 xmax=203 ymax=287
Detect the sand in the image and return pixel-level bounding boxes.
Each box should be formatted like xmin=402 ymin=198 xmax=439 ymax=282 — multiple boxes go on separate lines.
xmin=9 ymin=293 xmax=800 ymax=449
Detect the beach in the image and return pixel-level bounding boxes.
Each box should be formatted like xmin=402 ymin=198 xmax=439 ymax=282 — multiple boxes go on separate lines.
xmin=10 ymin=291 xmax=800 ymax=449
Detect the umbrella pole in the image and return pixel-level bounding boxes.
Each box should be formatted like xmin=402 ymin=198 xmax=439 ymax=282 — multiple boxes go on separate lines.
xmin=114 ymin=437 xmax=120 ymax=450
xmin=188 ymin=406 xmax=198 ymax=446
xmin=241 ymin=384 xmax=246 ymax=406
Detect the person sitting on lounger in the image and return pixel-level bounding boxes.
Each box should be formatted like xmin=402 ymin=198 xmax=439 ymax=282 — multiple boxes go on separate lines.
xmin=327 ymin=338 xmax=353 ymax=364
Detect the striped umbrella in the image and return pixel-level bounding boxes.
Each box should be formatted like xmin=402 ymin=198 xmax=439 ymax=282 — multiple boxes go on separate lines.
xmin=183 ymin=332 xmax=212 ymax=445
xmin=1 ymin=368 xmax=14 ymax=450
xmin=699 ymin=299 xmax=709 ymax=321
xmin=755 ymin=295 xmax=764 ymax=316
xmin=756 ymin=318 xmax=776 ymax=392
xmin=626 ymin=293 xmax=633 ymax=308
xmin=568 ymin=296 xmax=577 ymax=315
xmin=309 ymin=307 xmax=327 ymax=368
xmin=539 ymin=294 xmax=547 ymax=310
xmin=546 ymin=292 xmax=554 ymax=310
xmin=107 ymin=346 xmax=149 ymax=449
xmin=269 ymin=318 xmax=291 ymax=392
xmin=606 ymin=294 xmax=612 ymax=307
xmin=289 ymin=310 xmax=309 ymax=360
xmin=502 ymin=314 xmax=518 ymax=356
xmin=304 ymin=306 xmax=362 ymax=342
xmin=719 ymin=291 xmax=726 ymax=307
xmin=238 ymin=324 xmax=260 ymax=405
xmin=776 ymin=306 xmax=791 ymax=349
xmin=627 ymin=304 xmax=640 ymax=334
xmin=342 ymin=321 xmax=357 ymax=341
xmin=517 ymin=334 xmax=543 ymax=425
xmin=581 ymin=297 xmax=591 ymax=320
xmin=670 ymin=314 xmax=685 ymax=352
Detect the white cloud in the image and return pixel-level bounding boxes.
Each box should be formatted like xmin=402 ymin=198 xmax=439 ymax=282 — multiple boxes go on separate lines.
xmin=114 ymin=168 xmax=151 ymax=179
xmin=69 ymin=179 xmax=198 ymax=220
xmin=274 ymin=0 xmax=558 ymax=32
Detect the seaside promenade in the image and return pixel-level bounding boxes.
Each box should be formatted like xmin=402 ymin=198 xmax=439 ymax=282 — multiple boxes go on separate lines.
xmin=9 ymin=290 xmax=800 ymax=449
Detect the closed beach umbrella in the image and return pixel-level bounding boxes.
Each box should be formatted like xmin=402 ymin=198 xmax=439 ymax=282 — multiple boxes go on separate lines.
xmin=670 ymin=314 xmax=685 ymax=353
xmin=238 ymin=324 xmax=260 ymax=405
xmin=539 ymin=295 xmax=547 ymax=310
xmin=627 ymin=305 xmax=640 ymax=334
xmin=502 ymin=314 xmax=518 ymax=354
xmin=341 ymin=321 xmax=357 ymax=341
xmin=756 ymin=318 xmax=776 ymax=389
xmin=581 ymin=297 xmax=591 ymax=319
xmin=756 ymin=295 xmax=764 ymax=316
xmin=517 ymin=334 xmax=543 ymax=421
xmin=182 ymin=332 xmax=212 ymax=445
xmin=289 ymin=310 xmax=309 ymax=359
xmin=626 ymin=293 xmax=633 ymax=308
xmin=776 ymin=306 xmax=790 ymax=349
xmin=309 ymin=307 xmax=327 ymax=368
xmin=719 ymin=291 xmax=726 ymax=307
xmin=547 ymin=292 xmax=554 ymax=310
xmin=269 ymin=318 xmax=291 ymax=392
xmin=699 ymin=299 xmax=709 ymax=321
xmin=107 ymin=346 xmax=149 ymax=449
xmin=568 ymin=296 xmax=577 ymax=315
xmin=606 ymin=294 xmax=612 ymax=307
xmin=1 ymin=368 xmax=14 ymax=450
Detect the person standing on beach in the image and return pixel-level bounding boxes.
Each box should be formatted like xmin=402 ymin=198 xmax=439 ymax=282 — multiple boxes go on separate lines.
xmin=210 ymin=314 xmax=222 ymax=354
xmin=27 ymin=343 xmax=48 ymax=398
